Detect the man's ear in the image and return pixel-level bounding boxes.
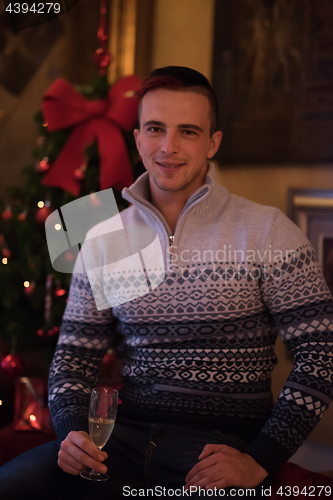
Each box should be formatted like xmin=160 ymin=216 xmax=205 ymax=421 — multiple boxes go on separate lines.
xmin=133 ymin=128 xmax=141 ymax=154
xmin=207 ymin=131 xmax=223 ymax=159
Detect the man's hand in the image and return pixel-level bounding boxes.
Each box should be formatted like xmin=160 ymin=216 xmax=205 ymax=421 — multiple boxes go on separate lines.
xmin=185 ymin=444 xmax=268 ymax=491
xmin=58 ymin=431 xmax=108 ymax=475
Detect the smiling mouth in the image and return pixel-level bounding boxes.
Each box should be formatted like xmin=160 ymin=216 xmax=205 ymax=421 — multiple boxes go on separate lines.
xmin=156 ymin=161 xmax=185 ymax=169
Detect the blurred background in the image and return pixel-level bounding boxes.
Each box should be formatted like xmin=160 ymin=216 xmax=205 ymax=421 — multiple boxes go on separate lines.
xmin=0 ymin=0 xmax=332 ymax=473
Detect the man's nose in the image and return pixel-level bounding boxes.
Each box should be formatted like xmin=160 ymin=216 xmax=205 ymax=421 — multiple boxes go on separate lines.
xmin=160 ymin=131 xmax=179 ymax=154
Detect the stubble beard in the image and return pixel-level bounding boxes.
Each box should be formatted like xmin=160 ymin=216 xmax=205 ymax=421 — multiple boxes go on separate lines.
xmin=150 ymin=162 xmax=206 ymax=194
xmin=151 ymin=170 xmax=195 ymax=193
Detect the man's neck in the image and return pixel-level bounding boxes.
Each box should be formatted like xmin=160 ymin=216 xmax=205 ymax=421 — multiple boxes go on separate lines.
xmin=150 ymin=191 xmax=187 ymax=235
xmin=147 ymin=164 xmax=209 ymax=234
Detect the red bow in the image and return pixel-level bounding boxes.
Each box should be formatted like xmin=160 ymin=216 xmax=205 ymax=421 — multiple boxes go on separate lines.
xmin=41 ymin=75 xmax=140 ymax=195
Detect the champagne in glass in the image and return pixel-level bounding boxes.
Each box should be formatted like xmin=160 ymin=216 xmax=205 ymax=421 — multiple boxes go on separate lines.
xmin=89 ymin=417 xmax=115 ymax=449
xmin=80 ymin=387 xmax=118 ymax=481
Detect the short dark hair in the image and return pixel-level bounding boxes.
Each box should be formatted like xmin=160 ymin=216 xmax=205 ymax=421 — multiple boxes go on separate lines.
xmin=136 ymin=66 xmax=219 ymax=136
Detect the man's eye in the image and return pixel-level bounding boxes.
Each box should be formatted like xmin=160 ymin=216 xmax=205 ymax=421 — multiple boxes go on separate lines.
xmin=147 ymin=127 xmax=162 ymax=133
xmin=183 ymin=130 xmax=197 ymax=135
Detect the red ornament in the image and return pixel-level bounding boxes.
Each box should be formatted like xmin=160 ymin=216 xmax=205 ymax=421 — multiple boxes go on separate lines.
xmin=18 ymin=211 xmax=27 ymax=221
xmin=35 ymin=205 xmax=53 ymax=225
xmin=2 ymin=207 xmax=12 ymax=220
xmin=102 ymin=351 xmax=116 ymax=369
xmin=38 ymin=159 xmax=50 ymax=172
xmin=64 ymin=251 xmax=74 ymax=261
xmin=37 ymin=328 xmax=45 ymax=337
xmin=0 ymin=354 xmax=24 ymax=379
xmin=2 ymin=248 xmax=11 ymax=258
xmin=47 ymin=327 xmax=59 ymax=337
xmin=94 ymin=48 xmax=111 ymax=70
xmin=90 ymin=192 xmax=102 ymax=207
xmin=24 ymin=282 xmax=35 ymax=295
xmin=95 ymin=0 xmax=110 ymax=74
xmin=73 ymin=168 xmax=85 ymax=181
xmin=55 ymin=287 xmax=66 ymax=297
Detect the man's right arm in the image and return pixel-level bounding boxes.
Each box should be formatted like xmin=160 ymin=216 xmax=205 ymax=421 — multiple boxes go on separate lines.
xmin=48 ymin=269 xmax=115 ymax=474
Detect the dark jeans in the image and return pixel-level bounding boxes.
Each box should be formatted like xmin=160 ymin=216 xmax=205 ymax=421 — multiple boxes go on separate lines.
xmin=0 ymin=417 xmax=270 ymax=500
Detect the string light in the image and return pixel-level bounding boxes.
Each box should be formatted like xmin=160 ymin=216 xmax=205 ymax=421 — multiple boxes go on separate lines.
xmin=54 ymin=224 xmax=61 ymax=231
xmin=24 ymin=281 xmax=30 ymax=288
xmin=0 ymin=400 xmax=2 ymax=405
xmin=2 ymin=258 xmax=7 ymax=265
xmin=37 ymin=201 xmax=45 ymax=208
xmin=29 ymin=414 xmax=36 ymax=422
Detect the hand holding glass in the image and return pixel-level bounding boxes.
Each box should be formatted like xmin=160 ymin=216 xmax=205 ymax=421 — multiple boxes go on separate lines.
xmin=80 ymin=387 xmax=118 ymax=481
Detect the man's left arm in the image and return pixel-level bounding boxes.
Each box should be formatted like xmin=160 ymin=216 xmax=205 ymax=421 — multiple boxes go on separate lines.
xmin=186 ymin=210 xmax=333 ymax=490
xmin=243 ymin=212 xmax=333 ymax=475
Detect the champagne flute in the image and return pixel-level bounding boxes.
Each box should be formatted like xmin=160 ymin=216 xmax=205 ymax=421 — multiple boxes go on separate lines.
xmin=80 ymin=386 xmax=118 ymax=481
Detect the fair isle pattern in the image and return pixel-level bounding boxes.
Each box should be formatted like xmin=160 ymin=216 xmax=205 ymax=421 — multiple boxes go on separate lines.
xmin=49 ymin=247 xmax=333 ymax=455
xmin=115 ymin=250 xmax=333 ymax=435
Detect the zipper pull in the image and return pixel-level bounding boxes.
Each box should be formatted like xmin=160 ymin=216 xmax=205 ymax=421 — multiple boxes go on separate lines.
xmin=169 ymin=235 xmax=174 ymax=253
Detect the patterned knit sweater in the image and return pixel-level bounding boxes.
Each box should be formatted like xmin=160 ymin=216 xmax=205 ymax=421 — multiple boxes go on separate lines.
xmin=48 ymin=163 xmax=333 ymax=475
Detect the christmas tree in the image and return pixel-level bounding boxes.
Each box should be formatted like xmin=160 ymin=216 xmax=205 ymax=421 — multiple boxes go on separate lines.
xmin=0 ymin=1 xmax=143 ymax=383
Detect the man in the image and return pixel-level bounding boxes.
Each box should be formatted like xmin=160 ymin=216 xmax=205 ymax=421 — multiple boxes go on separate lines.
xmin=0 ymin=66 xmax=332 ymax=499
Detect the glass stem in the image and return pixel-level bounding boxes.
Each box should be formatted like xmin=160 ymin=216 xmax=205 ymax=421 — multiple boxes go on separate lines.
xmin=91 ymin=469 xmax=101 ymax=475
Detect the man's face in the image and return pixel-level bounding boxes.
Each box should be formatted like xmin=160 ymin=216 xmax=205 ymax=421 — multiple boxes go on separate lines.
xmin=134 ymin=89 xmax=222 ymax=201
